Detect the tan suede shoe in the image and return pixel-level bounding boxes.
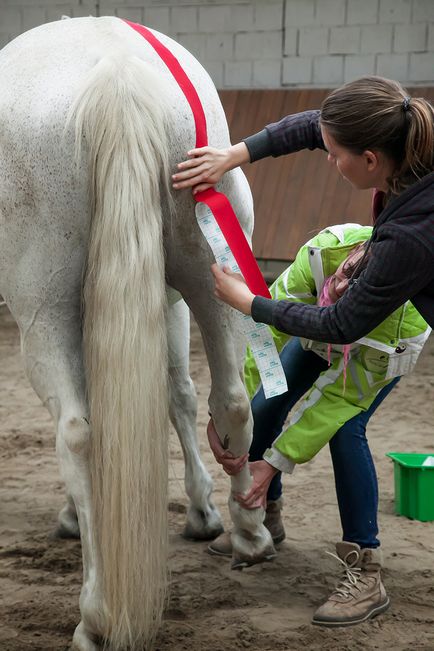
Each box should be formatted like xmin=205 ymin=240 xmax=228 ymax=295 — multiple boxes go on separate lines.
xmin=312 ymin=541 xmax=390 ymax=627
xmin=207 ymin=498 xmax=285 ymax=557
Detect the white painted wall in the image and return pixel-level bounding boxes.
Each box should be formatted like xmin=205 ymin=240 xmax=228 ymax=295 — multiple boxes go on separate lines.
xmin=1 ymin=0 xmax=433 ymax=88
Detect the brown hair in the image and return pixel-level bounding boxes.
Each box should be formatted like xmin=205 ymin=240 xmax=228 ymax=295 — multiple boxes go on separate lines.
xmin=320 ymin=76 xmax=434 ymax=195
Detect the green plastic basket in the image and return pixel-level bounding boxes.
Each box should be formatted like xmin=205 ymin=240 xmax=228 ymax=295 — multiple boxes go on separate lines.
xmin=386 ymin=452 xmax=434 ymax=522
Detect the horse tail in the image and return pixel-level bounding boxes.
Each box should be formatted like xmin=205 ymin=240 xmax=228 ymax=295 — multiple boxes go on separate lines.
xmin=68 ymin=54 xmax=171 ymax=649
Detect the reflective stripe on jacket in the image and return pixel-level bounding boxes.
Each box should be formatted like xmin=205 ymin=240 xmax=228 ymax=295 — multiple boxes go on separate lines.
xmin=244 ymin=224 xmax=431 ymax=467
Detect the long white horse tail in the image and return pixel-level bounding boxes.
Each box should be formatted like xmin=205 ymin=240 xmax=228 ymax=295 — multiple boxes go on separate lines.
xmin=69 ymin=54 xmax=171 ymax=649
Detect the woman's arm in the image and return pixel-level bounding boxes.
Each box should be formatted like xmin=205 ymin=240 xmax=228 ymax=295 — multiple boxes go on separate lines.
xmin=172 ymin=110 xmax=325 ymax=192
xmin=252 ymin=230 xmax=434 ymax=343
xmin=212 ymin=228 xmax=433 ymax=344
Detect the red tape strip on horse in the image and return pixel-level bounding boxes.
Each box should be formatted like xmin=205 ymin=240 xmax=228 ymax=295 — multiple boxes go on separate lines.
xmin=124 ymin=20 xmax=271 ymax=299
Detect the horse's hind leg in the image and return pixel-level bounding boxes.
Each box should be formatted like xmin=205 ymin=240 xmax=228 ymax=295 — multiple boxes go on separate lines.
xmin=8 ymin=293 xmax=105 ymax=650
xmin=169 ymin=170 xmax=275 ymax=567
xmin=168 ymin=297 xmax=223 ymax=540
xmin=175 ymin=289 xmax=275 ymax=568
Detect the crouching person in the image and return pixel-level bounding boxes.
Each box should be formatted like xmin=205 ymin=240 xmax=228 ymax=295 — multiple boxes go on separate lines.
xmin=207 ymin=223 xmax=430 ymax=627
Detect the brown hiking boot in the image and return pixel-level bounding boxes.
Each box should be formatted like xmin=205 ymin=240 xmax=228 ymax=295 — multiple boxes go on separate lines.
xmin=264 ymin=498 xmax=286 ymax=545
xmin=312 ymin=542 xmax=390 ymax=627
xmin=207 ymin=499 xmax=285 ymax=557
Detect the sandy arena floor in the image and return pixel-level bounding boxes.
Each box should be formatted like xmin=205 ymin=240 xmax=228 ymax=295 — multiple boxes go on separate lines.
xmin=1 ymin=302 xmax=433 ymax=651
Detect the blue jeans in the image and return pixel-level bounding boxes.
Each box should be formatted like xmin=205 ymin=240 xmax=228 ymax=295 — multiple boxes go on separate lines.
xmin=249 ymin=337 xmax=400 ymax=549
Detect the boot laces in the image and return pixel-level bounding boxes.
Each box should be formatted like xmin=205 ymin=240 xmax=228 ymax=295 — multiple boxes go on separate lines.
xmin=325 ymin=550 xmax=363 ymax=598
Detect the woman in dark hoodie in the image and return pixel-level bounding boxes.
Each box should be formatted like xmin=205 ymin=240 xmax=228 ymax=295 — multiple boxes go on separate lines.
xmin=173 ymin=76 xmax=434 ymax=340
xmin=172 ymin=75 xmax=434 ymax=625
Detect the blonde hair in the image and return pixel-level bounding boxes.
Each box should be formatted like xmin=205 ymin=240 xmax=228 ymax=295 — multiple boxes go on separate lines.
xmin=320 ymin=76 xmax=434 ymax=194
xmin=68 ymin=53 xmax=171 ymax=650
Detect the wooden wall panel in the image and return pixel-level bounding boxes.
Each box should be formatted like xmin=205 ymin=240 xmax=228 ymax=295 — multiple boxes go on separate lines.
xmin=219 ymin=87 xmax=434 ymax=262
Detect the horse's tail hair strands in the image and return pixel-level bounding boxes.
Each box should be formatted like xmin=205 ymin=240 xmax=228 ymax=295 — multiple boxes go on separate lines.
xmin=67 ymin=53 xmax=171 ymax=650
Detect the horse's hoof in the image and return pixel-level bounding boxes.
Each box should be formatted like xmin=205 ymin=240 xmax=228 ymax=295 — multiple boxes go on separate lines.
xmin=230 ymin=527 xmax=276 ymax=570
xmin=52 ymin=523 xmax=81 ymax=540
xmin=181 ymin=522 xmax=224 ymax=541
xmin=231 ymin=550 xmax=276 ymax=570
xmin=181 ymin=505 xmax=224 ymax=541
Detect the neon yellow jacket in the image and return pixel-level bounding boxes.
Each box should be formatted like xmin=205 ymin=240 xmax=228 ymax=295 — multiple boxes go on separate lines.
xmin=244 ymin=224 xmax=431 ymax=471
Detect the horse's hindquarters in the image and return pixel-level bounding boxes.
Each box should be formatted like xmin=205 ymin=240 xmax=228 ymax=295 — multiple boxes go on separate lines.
xmin=0 ymin=15 xmax=268 ymax=649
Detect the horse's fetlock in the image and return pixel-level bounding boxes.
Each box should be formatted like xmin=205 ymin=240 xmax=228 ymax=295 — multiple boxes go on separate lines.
xmin=79 ymin=585 xmax=107 ymax=639
xmin=186 ymin=467 xmax=213 ymax=505
xmin=230 ymin=498 xmax=263 ymax=531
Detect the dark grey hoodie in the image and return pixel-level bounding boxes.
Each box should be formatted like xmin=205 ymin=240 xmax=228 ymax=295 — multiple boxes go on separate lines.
xmin=243 ymin=111 xmax=434 ymax=343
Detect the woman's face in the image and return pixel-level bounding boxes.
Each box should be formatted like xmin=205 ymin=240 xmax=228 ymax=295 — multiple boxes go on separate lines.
xmin=327 ymin=244 xmax=366 ymax=303
xmin=320 ymin=125 xmax=393 ymax=192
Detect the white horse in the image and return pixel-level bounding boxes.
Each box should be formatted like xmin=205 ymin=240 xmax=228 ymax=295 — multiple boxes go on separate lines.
xmin=55 ymin=292 xmax=224 ymax=545
xmin=0 ymin=16 xmax=275 ymax=651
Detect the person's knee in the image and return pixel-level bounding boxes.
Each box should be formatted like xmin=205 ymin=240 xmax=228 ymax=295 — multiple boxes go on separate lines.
xmin=331 ymin=418 xmax=367 ymax=454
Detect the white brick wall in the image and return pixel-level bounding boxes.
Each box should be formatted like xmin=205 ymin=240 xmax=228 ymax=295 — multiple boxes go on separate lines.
xmin=143 ymin=7 xmax=170 ymax=33
xmin=1 ymin=0 xmax=433 ymax=88
xmin=285 ymin=0 xmax=315 ymax=27
xmin=254 ymin=1 xmax=283 ymax=31
xmin=283 ymin=55 xmax=312 ymax=83
xmin=299 ymin=27 xmax=328 ymax=56
xmin=315 ymin=0 xmax=346 ymax=27
xmin=329 ymin=26 xmax=361 ymax=54
xmin=206 ymin=33 xmax=234 ymax=61
xmin=379 ymin=0 xmax=412 ymax=24
xmin=224 ymin=60 xmax=253 ymax=86
xmin=344 ymin=54 xmax=376 ymax=82
xmin=409 ymin=52 xmax=434 ymax=81
xmin=394 ymin=23 xmax=427 ymax=52
xmin=253 ymin=59 xmax=282 ymax=86
xmin=377 ymin=53 xmax=409 ymax=81
xmin=347 ymin=0 xmax=378 ymax=25
xmin=171 ymin=6 xmax=197 ymax=33
xmin=428 ymin=24 xmax=434 ymax=51
xmin=413 ymin=0 xmax=434 ymax=23
xmin=235 ymin=31 xmax=282 ymax=59
xmin=313 ymin=54 xmax=344 ymax=83
xmin=361 ymin=24 xmax=393 ymax=54
xmin=283 ymin=26 xmax=297 ymax=55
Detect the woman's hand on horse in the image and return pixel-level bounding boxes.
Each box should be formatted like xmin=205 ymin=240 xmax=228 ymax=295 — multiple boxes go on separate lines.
xmin=172 ymin=146 xmax=230 ymax=193
xmin=172 ymin=142 xmax=250 ymax=194
xmin=235 ymin=460 xmax=278 ymax=510
xmin=211 ymin=264 xmax=255 ymax=315
xmin=207 ymin=418 xmax=248 ymax=475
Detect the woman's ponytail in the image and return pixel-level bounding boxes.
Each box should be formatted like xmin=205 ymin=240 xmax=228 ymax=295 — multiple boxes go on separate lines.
xmin=403 ymin=97 xmax=434 ymax=180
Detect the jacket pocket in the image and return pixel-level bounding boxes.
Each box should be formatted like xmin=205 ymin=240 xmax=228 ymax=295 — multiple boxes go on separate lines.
xmin=359 ymin=347 xmax=389 ymax=374
xmin=386 ymin=346 xmax=421 ymax=379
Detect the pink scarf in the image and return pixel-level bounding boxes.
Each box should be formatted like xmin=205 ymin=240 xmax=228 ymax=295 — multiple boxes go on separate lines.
xmin=319 ymin=277 xmax=351 ymax=392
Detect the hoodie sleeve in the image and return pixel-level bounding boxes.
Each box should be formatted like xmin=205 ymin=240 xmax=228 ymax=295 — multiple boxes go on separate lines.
xmin=243 ymin=110 xmax=325 ymax=162
xmin=252 ymin=227 xmax=434 ymax=343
